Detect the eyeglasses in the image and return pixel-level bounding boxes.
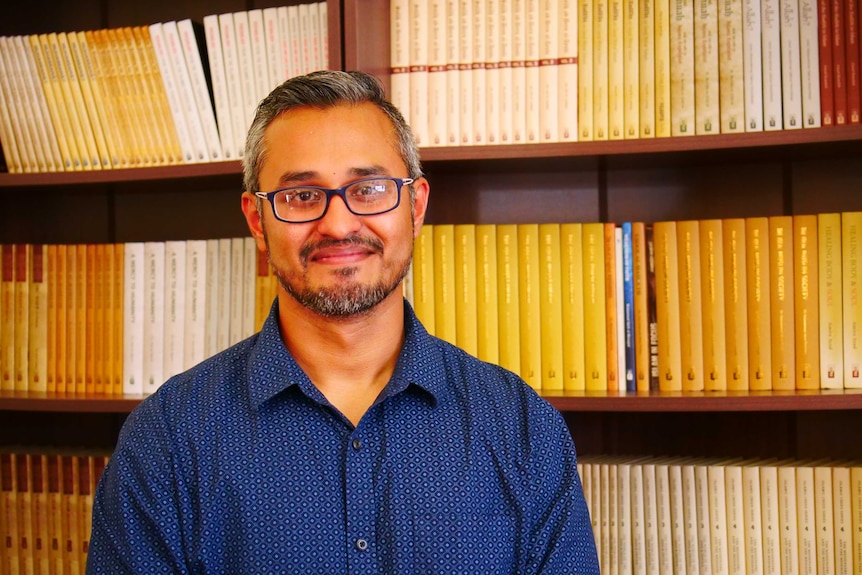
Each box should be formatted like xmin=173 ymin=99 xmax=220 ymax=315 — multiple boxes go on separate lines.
xmin=254 ymin=177 xmax=414 ymax=223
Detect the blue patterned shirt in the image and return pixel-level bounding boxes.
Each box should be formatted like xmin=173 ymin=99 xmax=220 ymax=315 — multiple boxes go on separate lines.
xmin=87 ymin=301 xmax=599 ymax=574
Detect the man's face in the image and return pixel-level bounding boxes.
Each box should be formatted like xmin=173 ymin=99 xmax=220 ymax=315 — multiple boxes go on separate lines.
xmin=244 ymin=102 xmax=429 ymax=318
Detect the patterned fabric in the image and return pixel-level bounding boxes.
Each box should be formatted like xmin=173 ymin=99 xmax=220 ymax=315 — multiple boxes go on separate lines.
xmin=87 ymin=300 xmax=599 ymax=574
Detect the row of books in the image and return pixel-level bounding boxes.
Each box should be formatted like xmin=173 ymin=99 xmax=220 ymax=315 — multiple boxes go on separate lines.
xmin=0 ymin=450 xmax=108 ymax=574
xmin=0 ymin=238 xmax=277 ymax=396
xmin=0 ymin=2 xmax=329 ymax=174
xmin=578 ymin=455 xmax=862 ymax=575
xmin=406 ymin=213 xmax=862 ymax=393
xmin=390 ymin=0 xmax=861 ymax=148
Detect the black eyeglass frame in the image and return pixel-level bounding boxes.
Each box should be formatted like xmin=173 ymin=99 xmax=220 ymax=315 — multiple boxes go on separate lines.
xmin=254 ymin=177 xmax=415 ymax=223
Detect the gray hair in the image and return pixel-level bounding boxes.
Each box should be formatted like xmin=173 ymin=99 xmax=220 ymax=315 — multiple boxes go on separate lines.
xmin=242 ymin=70 xmax=423 ymax=196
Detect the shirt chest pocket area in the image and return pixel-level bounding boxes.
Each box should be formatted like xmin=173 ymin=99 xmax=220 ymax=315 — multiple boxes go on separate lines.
xmin=412 ymin=512 xmax=517 ymax=574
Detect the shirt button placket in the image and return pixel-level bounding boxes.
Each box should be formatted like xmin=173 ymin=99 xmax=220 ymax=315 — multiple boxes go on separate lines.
xmin=346 ymin=431 xmax=376 ymax=574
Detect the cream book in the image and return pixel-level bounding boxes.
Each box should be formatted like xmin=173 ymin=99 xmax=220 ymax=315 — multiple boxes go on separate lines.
xmin=760 ymin=0 xmax=782 ymax=130
xmin=202 ymin=15 xmax=235 ymax=160
xmin=718 ymin=0 xmax=745 ymax=132
xmin=218 ymin=12 xmax=248 ymax=158
xmin=639 ymin=0 xmax=657 ymax=137
xmin=561 ymin=223 xmax=586 ymax=391
xmin=559 ymin=0 xmax=579 ymax=141
xmin=427 ymin=0 xmax=447 ymax=147
xmin=122 ymin=242 xmax=145 ymax=395
xmin=457 ymin=0 xmax=473 ymax=146
xmin=498 ymin=0 xmax=514 ymax=144
xmin=842 ymin=212 xmax=862 ymax=388
xmin=148 ymin=23 xmax=195 ymax=164
xmin=593 ymin=0 xmax=610 ymax=140
xmin=142 ymin=242 xmax=165 ymax=395
xmin=390 ymin=0 xmax=411 ymax=127
xmin=215 ymin=238 xmax=233 ymax=352
xmin=670 ymin=0 xmax=696 ymax=135
xmin=578 ymin=0 xmax=595 ymax=140
xmin=778 ymin=0 xmax=804 ymax=130
xmin=485 ymin=0 xmax=500 ymax=145
xmin=694 ymin=0 xmax=720 ymax=134
xmin=741 ymin=0 xmax=763 ymax=130
xmin=776 ymin=462 xmax=800 ymax=575
xmin=539 ymin=0 xmax=560 ymax=142
xmin=798 ymin=0 xmax=821 ymax=127
xmin=512 ymin=0 xmax=529 ymax=143
xmin=725 ymin=460 xmax=748 ymax=575
xmin=525 ymin=0 xmax=541 ymax=143
xmin=176 ymin=19 xmax=223 ymax=162
xmin=608 ymin=0 xmax=625 ymax=139
xmin=818 ymin=212 xmax=843 ymax=389
xmin=796 ymin=461 xmax=819 ymax=575
xmin=831 ymin=463 xmax=853 ymax=575
xmin=746 ymin=217 xmax=772 ymax=390
xmin=470 ymin=0 xmax=487 ymax=145
xmin=655 ymin=0 xmax=673 ymax=136
xmin=794 ymin=214 xmax=820 ymax=389
xmin=184 ymin=240 xmax=208 ymax=370
xmin=444 ymin=0 xmax=460 ymax=147
xmin=813 ymin=464 xmax=836 ymax=575
xmin=232 ymin=12 xmax=258 ymax=140
xmin=164 ymin=240 xmax=187 ymax=380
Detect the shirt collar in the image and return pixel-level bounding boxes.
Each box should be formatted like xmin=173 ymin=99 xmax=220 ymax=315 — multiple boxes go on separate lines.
xmin=247 ymin=299 xmax=446 ymax=410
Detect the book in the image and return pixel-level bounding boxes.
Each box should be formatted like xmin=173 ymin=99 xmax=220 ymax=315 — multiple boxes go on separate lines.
xmin=539 ymin=0 xmax=561 ymax=142
xmin=695 ymin=0 xmax=721 ymax=133
xmin=454 ymin=224 xmax=478 ymax=357
xmin=594 ymin=0 xmax=611 ymax=140
xmin=604 ymin=224 xmax=620 ymax=391
xmin=433 ymin=225 xmax=457 ymax=346
xmin=796 ymin=461 xmax=819 ymax=575
xmin=164 ymin=240 xmax=187 ymax=380
xmin=677 ymin=220 xmax=704 ymax=391
xmin=74 ymin=244 xmax=87 ymax=394
xmin=512 ymin=0 xmax=529 ymax=143
xmin=641 ymin=459 xmax=661 ymax=574
xmin=142 ymin=242 xmax=165 ymax=395
xmin=793 ymin=214 xmax=820 ymax=389
xmin=413 ymin=225 xmax=435 ymax=335
xmin=798 ymin=0 xmax=822 ymax=127
xmin=608 ymin=0 xmax=626 ymax=139
xmin=819 ymin=212 xmax=844 ymax=389
xmin=176 ymin=19 xmax=223 ymax=163
xmin=819 ymin=0 xmax=835 ymax=125
xmin=724 ymin=460 xmax=747 ymax=575
xmin=471 ymin=0 xmax=487 ymax=145
xmin=579 ymin=0 xmax=595 ymax=140
xmin=559 ymin=0 xmax=579 ymax=141
xmin=832 ymin=0 xmax=847 ymax=124
xmin=13 ymin=244 xmax=30 ymax=391
xmin=184 ymin=239 xmax=208 ymax=369
xmin=216 ymin=13 xmax=246 ymax=158
xmin=831 ymin=463 xmax=853 ymax=575
xmin=639 ymin=0 xmax=657 ymax=137
xmin=444 ymin=0 xmax=460 ymax=147
xmin=149 ymin=23 xmax=195 ymax=164
xmin=632 ymin=222 xmax=652 ymax=391
xmin=850 ymin=464 xmax=862 ymax=574
xmin=843 ymin=212 xmax=862 ymax=387
xmin=654 ymin=221 xmax=682 ymax=391
xmin=718 ymin=0 xmax=746 ymax=131
xmin=746 ymin=217 xmax=772 ymax=390
xmin=700 ymin=220 xmax=727 ymax=390
xmin=64 ymin=32 xmax=112 ymax=169
xmin=741 ymin=0 xmax=763 ymax=130
xmin=475 ymin=224 xmax=499 ymax=365
xmin=813 ymin=464 xmax=836 ymax=574
xmin=457 ymin=0 xmax=473 ymax=145
xmin=519 ymin=223 xmax=542 ymax=390
xmin=539 ymin=224 xmax=564 ymax=391
xmin=583 ymin=222 xmax=608 ymax=391
xmin=215 ymin=238 xmax=233 ymax=352
xmin=846 ymin=0 xmax=860 ymax=124
xmin=777 ymin=462 xmax=801 ymax=575
xmin=622 ymin=222 xmax=636 ymax=390
xmin=760 ymin=0 xmax=783 ymax=129
xmin=623 ymin=0 xmax=640 ymax=138
xmin=670 ymin=0 xmax=696 ymax=135
xmin=655 ymin=0 xmax=673 ymax=136
xmin=561 ymin=223 xmax=586 ymax=391
xmin=390 ymin=0 xmax=411 ymax=123
xmin=122 ymin=242 xmax=145 ymax=395
xmin=692 ymin=460 xmax=714 ymax=574
xmin=427 ymin=0 xmax=447 ymax=147
xmin=779 ymin=0 xmax=804 ymax=128
xmin=769 ymin=216 xmax=796 ymax=390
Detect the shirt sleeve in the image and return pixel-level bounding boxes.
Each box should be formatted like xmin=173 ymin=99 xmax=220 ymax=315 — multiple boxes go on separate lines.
xmin=524 ymin=405 xmax=600 ymax=575
xmin=86 ymin=396 xmax=191 ymax=575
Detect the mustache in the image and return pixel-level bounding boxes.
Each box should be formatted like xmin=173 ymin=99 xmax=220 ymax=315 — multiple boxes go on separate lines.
xmin=300 ymin=235 xmax=385 ymax=264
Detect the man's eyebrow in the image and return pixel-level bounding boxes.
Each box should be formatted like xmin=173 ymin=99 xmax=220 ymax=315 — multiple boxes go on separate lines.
xmin=276 ymin=166 xmax=391 ymax=187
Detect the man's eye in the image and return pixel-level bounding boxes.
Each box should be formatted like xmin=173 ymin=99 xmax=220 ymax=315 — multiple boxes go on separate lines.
xmin=292 ymin=190 xmax=322 ymax=203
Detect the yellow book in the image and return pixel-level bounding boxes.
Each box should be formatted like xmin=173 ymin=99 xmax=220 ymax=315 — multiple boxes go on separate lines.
xmin=723 ymin=218 xmax=749 ymax=389
xmin=539 ymin=224 xmax=564 ymax=391
xmin=72 ymin=32 xmax=121 ymax=169
xmin=28 ymin=244 xmax=48 ymax=393
xmin=102 ymin=244 xmax=115 ymax=396
xmin=454 ymin=224 xmax=478 ymax=357
xmin=14 ymin=244 xmax=30 ymax=392
xmin=115 ymin=27 xmax=160 ymax=167
xmin=254 ymin=248 xmax=270 ymax=333
xmin=746 ymin=217 xmax=772 ymax=390
xmin=654 ymin=221 xmax=682 ymax=391
xmin=113 ymin=243 xmax=125 ymax=396
xmin=65 ymin=32 xmax=112 ymax=170
xmin=15 ymin=453 xmax=34 ymax=574
xmin=583 ymin=223 xmax=608 ymax=391
xmin=694 ymin=0 xmax=720 ymax=134
xmin=50 ymin=33 xmax=98 ymax=170
xmin=561 ymin=223 xmax=586 ymax=391
xmin=579 ymin=0 xmax=595 ymax=140
xmin=604 ymin=223 xmax=620 ymax=391
xmin=639 ymin=0 xmax=656 ymax=137
xmin=699 ymin=219 xmax=727 ymax=391
xmin=654 ymin=0 xmax=672 ymax=136
xmin=475 ymin=224 xmax=499 ymax=365
xmin=84 ymin=30 xmax=132 ymax=168
xmin=412 ymin=225 xmax=436 ymax=336
xmin=632 ymin=222 xmax=651 ymax=391
xmin=623 ymin=0 xmax=640 ymax=138
xmin=793 ymin=215 xmax=820 ymax=390
xmin=519 ymin=224 xmax=542 ymax=391
xmin=851 ymin=465 xmax=862 ymax=575
xmin=593 ymin=0 xmax=610 ymax=140
xmin=1 ymin=246 xmax=15 ymax=391
xmin=46 ymin=245 xmax=58 ymax=394
xmin=56 ymin=245 xmax=68 ymax=394
xmin=86 ymin=244 xmax=97 ymax=395
xmin=717 ymin=0 xmax=745 ymax=132
xmin=843 ymin=211 xmax=862 ymax=388
xmin=2 ymin=452 xmax=21 ymax=574
xmin=497 ymin=224 xmax=521 ymax=376
xmin=677 ymin=221 xmax=704 ymax=391
xmin=669 ymin=0 xmax=695 ymax=135
xmin=76 ymin=244 xmax=88 ymax=394
xmin=818 ymin=213 xmax=843 ymax=389
xmin=93 ymin=244 xmax=106 ymax=395
xmin=608 ymin=0 xmax=625 ymax=139
xmin=32 ymin=34 xmax=81 ymax=171
xmin=101 ymin=28 xmax=147 ymax=167
xmin=769 ymin=216 xmax=795 ymax=390
xmin=31 ymin=454 xmax=49 ymax=574
xmin=433 ymin=225 xmax=457 ymax=346
xmin=122 ymin=26 xmax=168 ymax=167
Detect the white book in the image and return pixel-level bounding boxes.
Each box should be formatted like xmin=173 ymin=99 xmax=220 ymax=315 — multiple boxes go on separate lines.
xmin=409 ymin=0 xmax=430 ymax=147
xmin=796 ymin=463 xmax=818 ymax=575
xmin=777 ymin=463 xmax=801 ymax=575
xmin=499 ymin=0 xmax=514 ymax=144
xmin=618 ymin=459 xmax=634 ymax=575
xmin=184 ymin=240 xmax=207 ymax=370
xmin=457 ymin=0 xmax=473 ymax=145
xmin=276 ymin=6 xmax=294 ymax=81
xmin=694 ymin=0 xmax=720 ymax=134
xmin=778 ymin=0 xmax=803 ymax=128
xmin=741 ymin=0 xmax=763 ymax=130
xmin=558 ymin=0 xmax=578 ymax=142
xmin=511 ymin=0 xmax=528 ymax=143
xmin=718 ymin=0 xmax=746 ymax=132
xmin=299 ymin=3 xmax=320 ymax=74
xmin=609 ymin=462 xmax=620 ymax=574
xmin=831 ymin=464 xmax=852 ymax=575
xmin=216 ymin=238 xmax=233 ymax=352
xmin=680 ymin=461 xmax=700 ymax=575
xmin=813 ymin=465 xmax=835 ymax=575
xmin=444 ymin=0 xmax=461 ymax=146
xmin=219 ymin=13 xmax=249 ymax=158
xmin=608 ymin=0 xmax=625 ymax=139
xmin=3 ymin=36 xmax=45 ymax=173
xmin=670 ymin=0 xmax=696 ymax=136
xmin=242 ymin=237 xmax=257 ymax=339
xmin=759 ymin=0 xmax=782 ymax=130
xmin=177 ymin=19 xmax=223 ymax=162
xmin=13 ymin=36 xmax=61 ymax=171
xmin=229 ymin=238 xmax=246 ymax=345
xmin=693 ymin=461 xmax=714 ymax=575
xmin=642 ymin=461 xmax=661 ymax=574
xmin=391 ymin=0 xmax=412 ymax=123
xmin=667 ymin=460 xmax=689 ymax=575
xmin=286 ymin=6 xmax=303 ymax=78
xmin=485 ymin=0 xmax=501 ymax=145
xmin=142 ymin=242 xmax=165 ymax=395
xmin=850 ymin=465 xmax=862 ymax=575
xmin=233 ymin=12 xmax=258 ymax=134
xmin=162 ymin=21 xmax=212 ymax=163
xmin=724 ymin=461 xmax=746 ymax=575
xmin=470 ymin=0 xmax=487 ymax=145
xmin=318 ymin=1 xmax=329 ymax=70
xmin=797 ymin=0 xmax=820 ymax=127
xmin=163 ymin=241 xmax=186 ymax=380
xmin=622 ymin=0 xmax=639 ymax=139
xmin=247 ymin=9 xmax=272 ymax=104
xmin=600 ymin=462 xmax=611 ymax=572
xmin=263 ymin=7 xmax=284 ymax=86
xmin=539 ymin=0 xmax=560 ymax=142
xmin=708 ymin=462 xmax=731 ymax=575
xmin=203 ymin=15 xmax=236 ymax=160
xmin=204 ymin=239 xmax=220 ymax=359
xmin=149 ymin=23 xmax=196 ymax=163
xmin=758 ymin=462 xmax=782 ymax=575
xmin=122 ymin=242 xmax=145 ymax=395
xmin=428 ymin=0 xmax=448 ymax=147
xmin=0 ymin=38 xmax=25 ymax=173
xmin=654 ymin=460 xmax=674 ymax=575
xmin=524 ymin=0 xmax=541 ymax=142
xmin=630 ymin=461 xmax=648 ymax=575
xmin=741 ymin=462 xmax=765 ymax=575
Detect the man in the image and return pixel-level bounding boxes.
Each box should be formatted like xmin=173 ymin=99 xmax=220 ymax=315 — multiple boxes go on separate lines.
xmin=87 ymin=70 xmax=599 ymax=574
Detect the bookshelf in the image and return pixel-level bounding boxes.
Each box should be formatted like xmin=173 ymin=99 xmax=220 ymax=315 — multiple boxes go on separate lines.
xmin=1 ymin=0 xmax=862 ymax=469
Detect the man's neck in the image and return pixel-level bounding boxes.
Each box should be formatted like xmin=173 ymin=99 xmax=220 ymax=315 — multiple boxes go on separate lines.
xmin=277 ymin=292 xmax=406 ymax=426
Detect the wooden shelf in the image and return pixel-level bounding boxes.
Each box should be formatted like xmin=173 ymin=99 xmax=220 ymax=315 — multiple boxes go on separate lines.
xmin=2 ymin=125 xmax=860 ymax=188
xmin=0 ymin=392 xmax=144 ymax=413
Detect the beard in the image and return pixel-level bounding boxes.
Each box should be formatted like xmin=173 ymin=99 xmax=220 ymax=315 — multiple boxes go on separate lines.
xmin=265 ymin=233 xmax=412 ymax=318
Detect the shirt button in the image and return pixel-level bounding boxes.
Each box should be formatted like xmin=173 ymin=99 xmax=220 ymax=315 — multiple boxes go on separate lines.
xmin=355 ymin=538 xmax=368 ymax=551
xmin=352 ymin=438 xmax=362 ymax=450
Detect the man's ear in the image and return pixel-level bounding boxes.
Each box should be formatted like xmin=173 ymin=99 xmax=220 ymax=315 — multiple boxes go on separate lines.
xmin=411 ymin=177 xmax=430 ymax=238
xmin=241 ymin=192 xmax=267 ymax=253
